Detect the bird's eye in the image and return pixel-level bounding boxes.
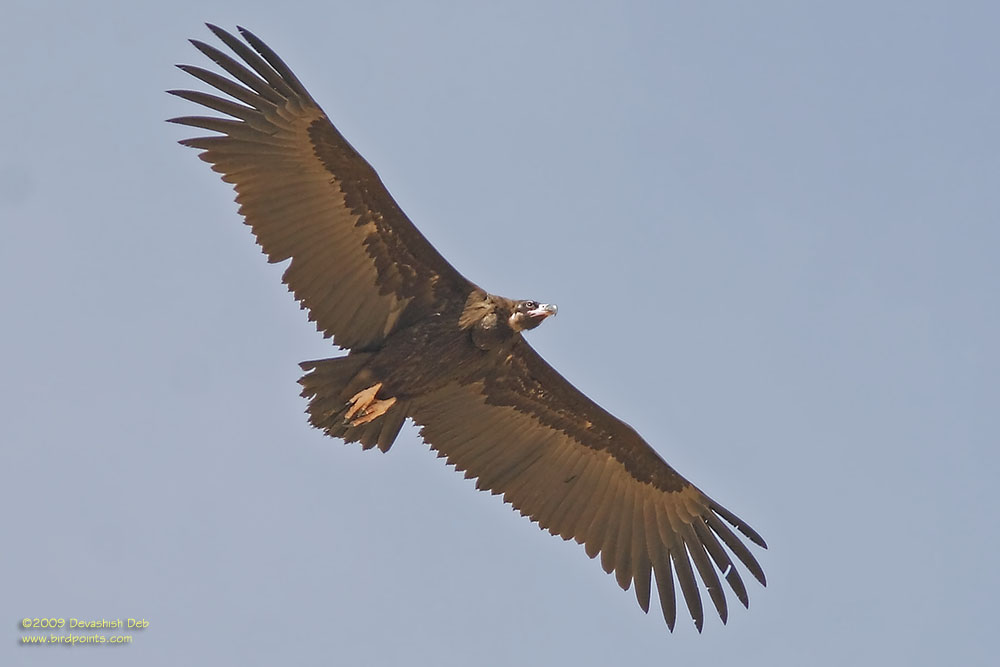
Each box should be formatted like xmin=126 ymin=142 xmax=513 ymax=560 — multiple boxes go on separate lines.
xmin=524 ymin=301 xmax=538 ymax=311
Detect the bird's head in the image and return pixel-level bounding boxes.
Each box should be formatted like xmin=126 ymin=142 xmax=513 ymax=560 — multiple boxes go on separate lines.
xmin=508 ymin=300 xmax=558 ymax=332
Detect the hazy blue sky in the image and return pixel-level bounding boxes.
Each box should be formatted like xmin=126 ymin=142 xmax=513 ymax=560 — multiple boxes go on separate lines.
xmin=3 ymin=1 xmax=998 ymax=665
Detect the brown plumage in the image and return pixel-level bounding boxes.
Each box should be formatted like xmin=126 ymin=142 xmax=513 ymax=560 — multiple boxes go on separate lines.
xmin=169 ymin=24 xmax=767 ymax=631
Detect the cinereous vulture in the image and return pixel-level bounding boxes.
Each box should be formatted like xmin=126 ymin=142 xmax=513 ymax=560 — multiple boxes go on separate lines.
xmin=169 ymin=24 xmax=767 ymax=631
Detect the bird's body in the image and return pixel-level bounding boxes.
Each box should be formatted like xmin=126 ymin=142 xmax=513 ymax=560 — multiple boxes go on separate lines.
xmin=170 ymin=24 xmax=767 ymax=631
xmin=300 ymin=292 xmax=534 ymax=451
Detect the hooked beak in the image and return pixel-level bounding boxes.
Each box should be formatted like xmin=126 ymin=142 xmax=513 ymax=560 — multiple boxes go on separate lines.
xmin=527 ymin=303 xmax=558 ymax=319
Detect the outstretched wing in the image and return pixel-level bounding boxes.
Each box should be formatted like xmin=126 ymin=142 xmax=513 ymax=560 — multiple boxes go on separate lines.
xmin=169 ymin=25 xmax=475 ymax=350
xmin=410 ymin=339 xmax=767 ymax=631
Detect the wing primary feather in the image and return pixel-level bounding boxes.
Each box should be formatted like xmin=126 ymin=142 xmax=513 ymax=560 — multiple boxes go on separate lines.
xmin=710 ymin=501 xmax=767 ymax=549
xmin=166 ymin=115 xmax=255 ymax=138
xmin=176 ymin=136 xmax=228 ymax=151
xmin=676 ymin=519 xmax=728 ymax=624
xmin=166 ymin=89 xmax=268 ymax=129
xmin=705 ymin=512 xmax=767 ymax=586
xmin=188 ymin=39 xmax=285 ymax=105
xmin=176 ymin=135 xmax=285 ymax=152
xmin=657 ymin=504 xmax=703 ymax=632
xmin=693 ymin=518 xmax=749 ymax=608
xmin=204 ymin=24 xmax=298 ymax=100
xmin=236 ymin=26 xmax=315 ymax=102
xmin=645 ymin=500 xmax=676 ymax=630
xmin=174 ymin=64 xmax=271 ymax=110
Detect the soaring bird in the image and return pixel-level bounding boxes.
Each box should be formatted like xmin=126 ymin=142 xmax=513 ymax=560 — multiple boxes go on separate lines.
xmin=169 ymin=24 xmax=766 ymax=631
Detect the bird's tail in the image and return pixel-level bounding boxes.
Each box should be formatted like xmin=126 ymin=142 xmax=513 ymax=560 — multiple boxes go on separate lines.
xmin=298 ymin=354 xmax=410 ymax=453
